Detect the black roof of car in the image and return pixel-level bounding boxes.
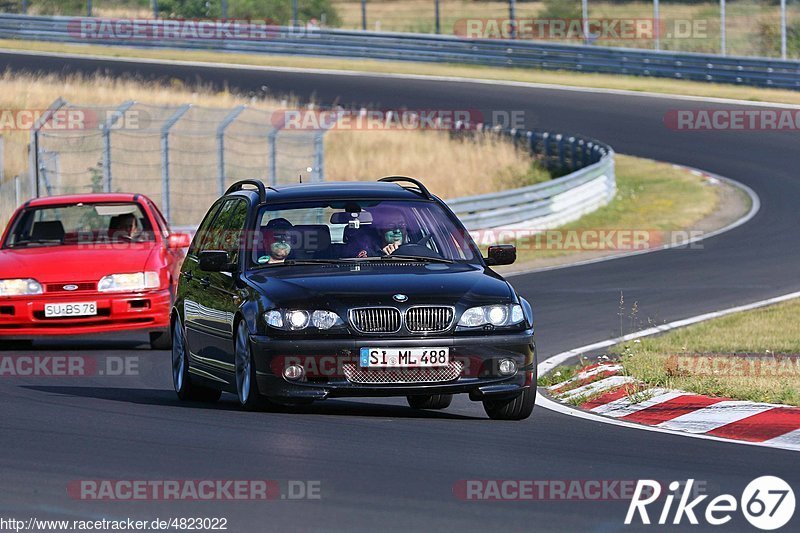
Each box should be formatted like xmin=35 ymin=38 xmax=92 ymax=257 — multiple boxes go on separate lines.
xmin=229 ymin=181 xmax=433 ymax=204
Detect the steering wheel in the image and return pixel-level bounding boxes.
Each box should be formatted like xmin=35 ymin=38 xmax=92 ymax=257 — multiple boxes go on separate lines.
xmin=415 ymin=234 xmax=434 ymax=247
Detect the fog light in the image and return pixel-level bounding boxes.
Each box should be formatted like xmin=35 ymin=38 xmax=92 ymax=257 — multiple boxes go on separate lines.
xmin=284 ymin=364 xmax=305 ymax=381
xmin=498 ymin=358 xmax=517 ymax=376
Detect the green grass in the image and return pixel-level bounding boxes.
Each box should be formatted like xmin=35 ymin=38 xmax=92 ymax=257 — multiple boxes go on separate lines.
xmin=612 ymin=298 xmax=800 ymax=406
xmin=508 ymin=154 xmax=721 ymax=265
xmin=536 ymin=364 xmax=579 ymax=387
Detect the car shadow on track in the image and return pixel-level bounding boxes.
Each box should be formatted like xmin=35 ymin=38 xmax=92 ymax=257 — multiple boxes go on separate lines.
xmin=21 ymin=385 xmax=485 ymax=420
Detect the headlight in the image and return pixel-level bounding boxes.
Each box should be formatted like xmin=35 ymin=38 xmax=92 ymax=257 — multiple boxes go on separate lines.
xmin=98 ymin=272 xmax=160 ymax=293
xmin=458 ymin=304 xmax=525 ymax=327
xmin=265 ymin=309 xmax=344 ymax=331
xmin=0 ymin=278 xmax=43 ymax=296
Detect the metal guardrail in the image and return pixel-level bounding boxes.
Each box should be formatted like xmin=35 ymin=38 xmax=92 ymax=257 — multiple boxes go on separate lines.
xmin=0 ymin=14 xmax=798 ymax=89
xmin=448 ymin=128 xmax=615 ymax=231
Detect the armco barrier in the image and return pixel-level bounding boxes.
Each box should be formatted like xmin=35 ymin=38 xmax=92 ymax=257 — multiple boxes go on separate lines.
xmin=0 ymin=14 xmax=797 ymax=89
xmin=448 ymin=127 xmax=615 ymax=231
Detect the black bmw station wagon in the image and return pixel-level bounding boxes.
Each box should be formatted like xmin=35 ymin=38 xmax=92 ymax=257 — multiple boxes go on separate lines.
xmin=171 ymin=177 xmax=536 ymax=420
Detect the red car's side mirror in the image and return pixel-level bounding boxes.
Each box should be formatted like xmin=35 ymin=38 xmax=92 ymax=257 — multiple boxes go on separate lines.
xmin=167 ymin=233 xmax=191 ymax=249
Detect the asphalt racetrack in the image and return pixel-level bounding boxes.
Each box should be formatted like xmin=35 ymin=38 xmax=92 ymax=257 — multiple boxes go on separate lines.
xmin=1 ymin=51 xmax=799 ymax=531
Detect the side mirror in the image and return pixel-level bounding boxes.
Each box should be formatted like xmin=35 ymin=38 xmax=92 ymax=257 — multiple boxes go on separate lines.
xmin=198 ymin=250 xmax=233 ymax=272
xmin=484 ymin=244 xmax=516 ymax=266
xmin=167 ymin=232 xmax=191 ymax=249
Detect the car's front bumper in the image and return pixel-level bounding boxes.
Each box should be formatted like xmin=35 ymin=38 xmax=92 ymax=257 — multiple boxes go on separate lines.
xmin=0 ymin=289 xmax=171 ymax=337
xmin=250 ymin=330 xmax=536 ymax=401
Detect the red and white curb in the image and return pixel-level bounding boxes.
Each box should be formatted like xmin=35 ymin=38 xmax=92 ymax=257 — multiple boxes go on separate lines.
xmin=545 ymin=363 xmax=800 ymax=450
xmin=535 ymin=291 xmax=800 ymax=452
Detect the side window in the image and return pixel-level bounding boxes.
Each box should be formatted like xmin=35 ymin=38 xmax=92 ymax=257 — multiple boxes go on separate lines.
xmin=220 ymin=199 xmax=249 ymax=264
xmin=189 ymin=201 xmax=224 ymax=256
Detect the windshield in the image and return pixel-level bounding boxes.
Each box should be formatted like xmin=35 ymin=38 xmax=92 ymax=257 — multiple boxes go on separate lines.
xmin=252 ymin=199 xmax=480 ymax=266
xmin=4 ymin=202 xmax=155 ymax=248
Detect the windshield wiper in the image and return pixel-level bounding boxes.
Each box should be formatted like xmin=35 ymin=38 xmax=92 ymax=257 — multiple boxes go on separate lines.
xmin=370 ymin=255 xmax=454 ymax=264
xmin=251 ymin=259 xmax=350 ymax=269
xmin=10 ymin=239 xmax=62 ymax=247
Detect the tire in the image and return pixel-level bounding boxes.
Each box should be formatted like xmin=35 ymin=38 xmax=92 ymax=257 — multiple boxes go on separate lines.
xmin=234 ymin=322 xmax=265 ymax=411
xmin=482 ymin=386 xmax=535 ymax=420
xmin=149 ymin=330 xmax=172 ymax=350
xmin=407 ymin=394 xmax=453 ymax=410
xmin=171 ymin=318 xmax=221 ymax=402
xmin=2 ymin=339 xmax=32 ymax=351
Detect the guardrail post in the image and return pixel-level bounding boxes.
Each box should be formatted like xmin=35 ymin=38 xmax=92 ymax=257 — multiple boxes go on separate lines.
xmin=216 ymin=105 xmax=246 ymax=196
xmin=160 ymin=104 xmax=190 ymax=224
xmin=557 ymin=134 xmax=565 ymax=170
xmin=29 ymin=97 xmax=65 ymax=198
xmin=101 ymin=100 xmax=135 ymax=193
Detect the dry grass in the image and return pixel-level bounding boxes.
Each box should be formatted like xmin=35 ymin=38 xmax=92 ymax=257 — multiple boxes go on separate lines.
xmin=613 ymin=298 xmax=800 ymax=406
xmin=3 ymin=38 xmax=800 ymax=106
xmin=0 ymin=71 xmax=543 ymax=226
xmin=324 ymin=129 xmax=548 ymax=199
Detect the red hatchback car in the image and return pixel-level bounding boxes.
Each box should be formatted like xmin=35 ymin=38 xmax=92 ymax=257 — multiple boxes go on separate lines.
xmin=0 ymin=193 xmax=190 ymax=349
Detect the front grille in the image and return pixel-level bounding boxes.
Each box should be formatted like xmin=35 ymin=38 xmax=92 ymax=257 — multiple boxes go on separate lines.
xmin=349 ymin=307 xmax=401 ymax=333
xmin=46 ymin=282 xmax=96 ymax=293
xmin=406 ymin=306 xmax=455 ymax=333
xmin=342 ymin=361 xmax=463 ymax=384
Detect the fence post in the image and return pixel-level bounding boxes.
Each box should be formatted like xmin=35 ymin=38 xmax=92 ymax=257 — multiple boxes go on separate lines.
xmin=87 ymin=0 xmax=92 ymax=17
xmin=152 ymin=0 xmax=158 ymax=18
xmin=361 ymin=0 xmax=367 ymax=31
xmin=434 ymin=0 xmax=440 ymax=34
xmin=720 ymin=0 xmax=726 ymax=56
xmin=268 ymin=129 xmax=279 ymax=186
xmin=29 ymin=97 xmax=65 ymax=198
xmin=160 ymin=104 xmax=190 ymax=224
xmin=0 ymin=136 xmax=4 ymax=184
xmin=508 ymin=0 xmax=516 ymax=39
xmin=216 ymin=105 xmax=246 ymax=196
xmin=312 ymin=129 xmax=326 ymax=183
xmin=781 ymin=0 xmax=787 ymax=60
xmin=14 ymin=175 xmax=20 ymax=208
xmin=653 ymin=0 xmax=660 ymax=51
xmin=101 ymin=100 xmax=135 ymax=193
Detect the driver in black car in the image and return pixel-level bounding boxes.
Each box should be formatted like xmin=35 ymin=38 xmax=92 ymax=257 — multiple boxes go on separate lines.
xmin=345 ymin=208 xmax=408 ymax=258
xmin=375 ymin=208 xmax=408 ymax=255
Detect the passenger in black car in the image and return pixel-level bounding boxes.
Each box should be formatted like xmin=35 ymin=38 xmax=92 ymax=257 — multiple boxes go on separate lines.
xmin=258 ymin=218 xmax=293 ymax=265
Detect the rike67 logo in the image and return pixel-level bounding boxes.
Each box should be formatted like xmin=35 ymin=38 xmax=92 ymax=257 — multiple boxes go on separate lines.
xmin=626 ymin=477 xmax=795 ymax=530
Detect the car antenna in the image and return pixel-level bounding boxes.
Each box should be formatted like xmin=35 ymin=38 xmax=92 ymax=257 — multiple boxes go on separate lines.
xmin=299 ymin=173 xmax=303 ymax=184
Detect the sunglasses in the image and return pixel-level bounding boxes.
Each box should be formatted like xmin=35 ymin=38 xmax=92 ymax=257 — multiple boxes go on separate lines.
xmin=385 ymin=222 xmax=407 ymax=231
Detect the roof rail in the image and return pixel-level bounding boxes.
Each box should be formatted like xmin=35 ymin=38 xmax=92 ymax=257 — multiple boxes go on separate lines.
xmin=225 ymin=179 xmax=268 ymax=203
xmin=377 ymin=176 xmax=433 ymax=200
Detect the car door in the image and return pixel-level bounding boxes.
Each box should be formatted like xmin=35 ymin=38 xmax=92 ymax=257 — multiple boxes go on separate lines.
xmin=183 ymin=199 xmax=225 ymax=361
xmin=189 ymin=197 xmax=250 ymax=376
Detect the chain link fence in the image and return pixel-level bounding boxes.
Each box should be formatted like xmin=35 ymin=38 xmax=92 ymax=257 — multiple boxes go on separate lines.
xmin=0 ymin=98 xmax=325 ymax=228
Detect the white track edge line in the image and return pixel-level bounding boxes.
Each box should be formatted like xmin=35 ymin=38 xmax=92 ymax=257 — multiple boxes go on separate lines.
xmin=535 ymin=290 xmax=800 ymax=452
xmin=3 ymin=46 xmax=800 ymax=109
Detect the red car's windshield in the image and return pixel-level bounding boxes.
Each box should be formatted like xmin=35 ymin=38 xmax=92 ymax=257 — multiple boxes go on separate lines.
xmin=4 ymin=202 xmax=156 ymax=248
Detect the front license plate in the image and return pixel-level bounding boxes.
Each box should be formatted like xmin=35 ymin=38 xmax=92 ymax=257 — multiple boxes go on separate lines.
xmin=360 ymin=347 xmax=450 ymax=368
xmin=44 ymin=302 xmax=97 ymax=318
